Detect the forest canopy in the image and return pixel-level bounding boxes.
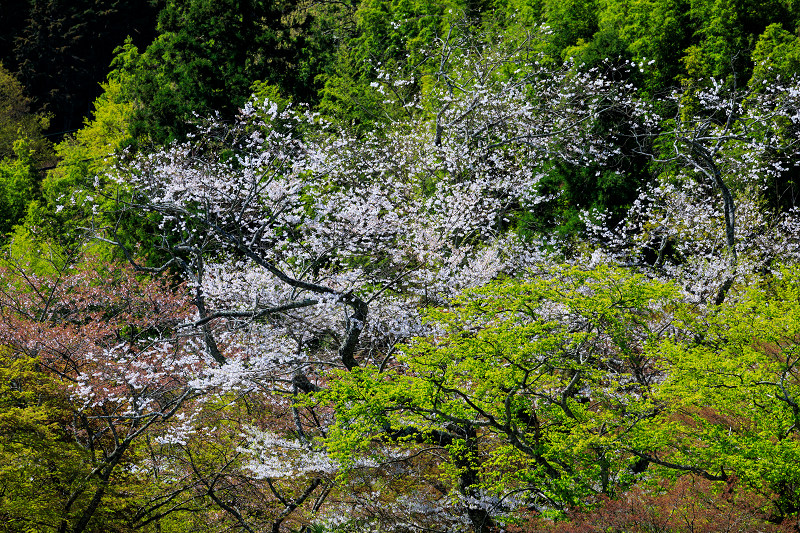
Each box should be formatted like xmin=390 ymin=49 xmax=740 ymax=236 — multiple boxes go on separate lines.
xmin=1 ymin=0 xmax=800 ymax=531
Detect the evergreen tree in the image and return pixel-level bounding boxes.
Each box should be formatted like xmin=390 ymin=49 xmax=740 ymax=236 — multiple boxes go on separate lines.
xmin=13 ymin=0 xmax=160 ymax=134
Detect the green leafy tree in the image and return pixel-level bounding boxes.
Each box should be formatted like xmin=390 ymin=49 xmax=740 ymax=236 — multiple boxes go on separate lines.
xmin=113 ymin=0 xmax=335 ymax=144
xmin=687 ymin=0 xmax=793 ymax=83
xmin=321 ymin=265 xmax=680 ymax=523
xmin=0 ymin=348 xmax=89 ymax=532
xmin=541 ymin=0 xmax=599 ymax=61
xmin=317 ymin=0 xmax=462 ymax=129
xmin=18 ymin=72 xmax=170 ymax=268
xmin=652 ymin=266 xmax=800 ymax=520
xmin=596 ymin=0 xmax=693 ymax=92
xmin=0 ymin=140 xmax=37 ymax=237
xmin=751 ymin=23 xmax=800 ymax=85
xmin=24 ymin=76 xmax=135 ymax=247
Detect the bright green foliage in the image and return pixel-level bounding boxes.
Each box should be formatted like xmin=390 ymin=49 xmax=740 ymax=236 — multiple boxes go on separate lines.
xmin=597 ymin=0 xmax=692 ymax=91
xmin=502 ymin=0 xmax=799 ymax=91
xmin=20 ymin=75 xmax=162 ymax=261
xmin=354 ymin=0 xmax=459 ymax=66
xmin=542 ymin=0 xmax=599 ymax=60
xmin=653 ymin=266 xmax=800 ymax=518
xmin=751 ymin=23 xmax=800 ymax=85
xmin=0 ymin=348 xmax=87 ymax=531
xmin=501 ymin=0 xmax=544 ymax=26
xmin=0 ymin=140 xmax=37 ymax=237
xmin=317 ymin=0 xmax=462 ymax=129
xmin=48 ymin=77 xmax=131 ymax=183
xmin=320 ymin=263 xmax=800 ymax=520
xmin=35 ymin=77 xmax=133 ymax=234
xmin=321 ymin=265 xmax=680 ymax=510
xmin=689 ymin=0 xmax=793 ymax=82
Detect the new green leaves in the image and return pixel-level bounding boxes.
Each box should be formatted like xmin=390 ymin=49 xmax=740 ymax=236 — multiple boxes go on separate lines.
xmin=322 ymin=265 xmax=679 ymax=512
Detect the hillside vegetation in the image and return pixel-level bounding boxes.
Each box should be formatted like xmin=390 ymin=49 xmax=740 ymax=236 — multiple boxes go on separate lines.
xmin=1 ymin=0 xmax=800 ymax=531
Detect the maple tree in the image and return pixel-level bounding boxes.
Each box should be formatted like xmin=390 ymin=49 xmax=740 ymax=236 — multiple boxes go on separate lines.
xmin=652 ymin=265 xmax=800 ymax=520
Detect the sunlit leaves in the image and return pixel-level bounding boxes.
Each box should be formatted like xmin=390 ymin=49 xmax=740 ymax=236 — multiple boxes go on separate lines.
xmin=322 ymin=265 xmax=680 ymax=514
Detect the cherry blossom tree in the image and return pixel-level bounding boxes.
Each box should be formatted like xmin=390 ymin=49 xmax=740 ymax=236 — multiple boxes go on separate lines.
xmin=66 ymin=28 xmax=800 ymax=529
xmin=80 ymin=30 xmax=653 ymax=529
xmin=0 ymin=248 xmax=199 ymax=533
xmin=584 ymin=73 xmax=800 ymax=304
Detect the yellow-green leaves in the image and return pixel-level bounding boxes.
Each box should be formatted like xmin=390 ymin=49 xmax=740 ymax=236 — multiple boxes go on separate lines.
xmin=653 ymin=266 xmax=800 ymax=512
xmin=321 ymin=264 xmax=680 ymax=510
xmin=0 ymin=139 xmax=36 ymax=236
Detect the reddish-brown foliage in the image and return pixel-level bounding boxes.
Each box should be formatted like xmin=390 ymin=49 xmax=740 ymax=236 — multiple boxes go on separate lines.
xmin=509 ymin=476 xmax=796 ymax=533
